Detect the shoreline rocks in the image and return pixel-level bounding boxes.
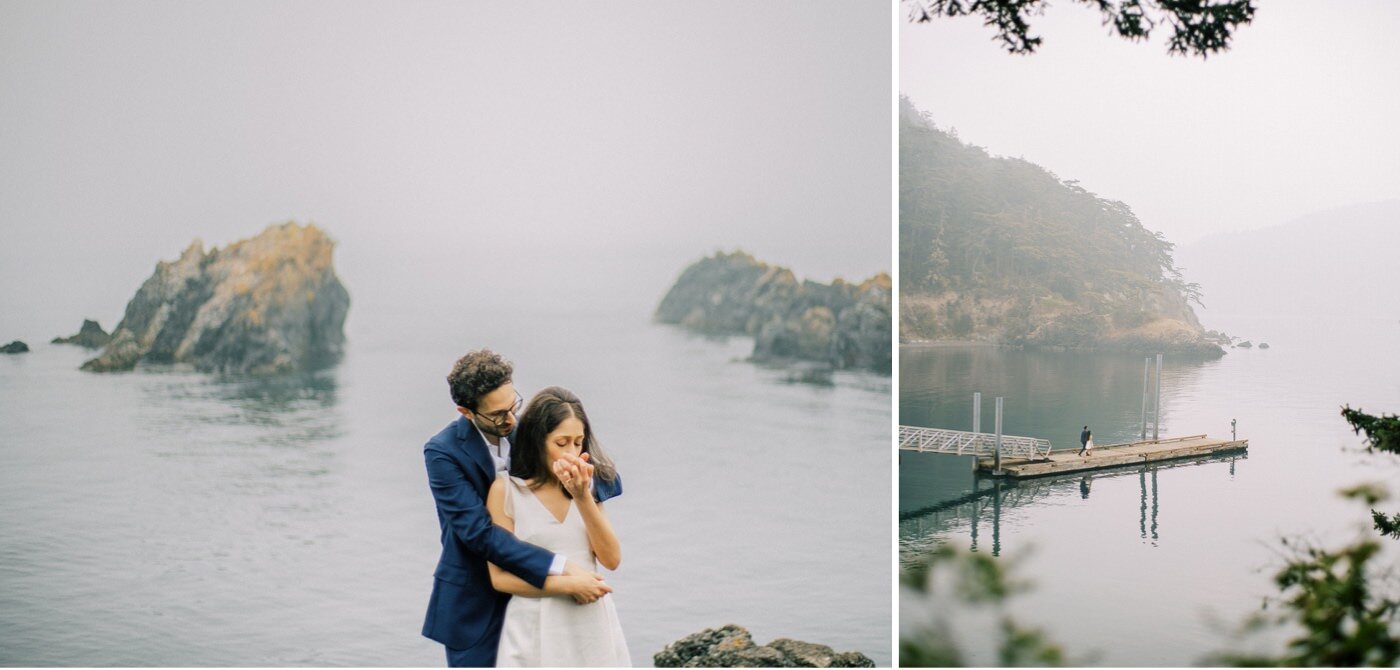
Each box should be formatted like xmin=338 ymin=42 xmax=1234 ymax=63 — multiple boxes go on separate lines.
xmin=901 ymin=287 xmax=1224 ymax=359
xmin=51 ymin=319 xmax=112 ymax=348
xmin=82 ymin=222 xmax=349 ymax=375
xmin=655 ymin=251 xmax=891 ymax=374
xmin=1 ymin=340 xmax=29 ymax=354
xmin=654 ymin=625 xmax=874 ymax=668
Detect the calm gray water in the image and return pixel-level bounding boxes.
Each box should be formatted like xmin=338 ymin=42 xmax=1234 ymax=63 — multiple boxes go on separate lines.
xmin=899 ymin=312 xmax=1400 ymax=666
xmin=0 ymin=307 xmax=892 ymax=666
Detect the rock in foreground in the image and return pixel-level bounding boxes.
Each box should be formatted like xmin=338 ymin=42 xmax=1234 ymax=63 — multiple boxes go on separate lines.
xmin=82 ymin=222 xmax=349 ymax=375
xmin=52 ymin=319 xmax=112 ymax=348
xmin=655 ymin=251 xmax=891 ymax=374
xmin=1 ymin=340 xmax=29 ymax=354
xmin=654 ymin=625 xmax=874 ymax=668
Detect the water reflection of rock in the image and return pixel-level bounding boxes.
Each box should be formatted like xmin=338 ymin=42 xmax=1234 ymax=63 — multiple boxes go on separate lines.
xmin=899 ymin=450 xmax=1247 ymax=567
xmin=142 ymin=369 xmax=343 ymax=472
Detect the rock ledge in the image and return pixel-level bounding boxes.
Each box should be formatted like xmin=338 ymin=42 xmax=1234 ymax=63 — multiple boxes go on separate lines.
xmin=654 ymin=625 xmax=874 ymax=668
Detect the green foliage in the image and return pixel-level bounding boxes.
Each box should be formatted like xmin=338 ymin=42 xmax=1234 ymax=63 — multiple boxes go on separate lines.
xmin=1342 ymin=405 xmax=1400 ymax=455
xmin=945 ymin=300 xmax=975 ymax=338
xmin=1213 ymin=537 xmax=1400 ymax=667
xmin=998 ymin=619 xmax=1068 ymax=667
xmin=903 ymin=0 xmax=1256 ymax=57
xmin=1212 ymin=407 xmax=1400 ymax=666
xmin=1371 ymin=511 xmax=1400 ymax=541
xmin=1343 ymin=406 xmax=1400 ymax=540
xmin=903 ymin=303 xmax=939 ymax=338
xmin=901 ymin=546 xmax=1068 ymax=667
xmin=899 ymin=98 xmax=1196 ymax=323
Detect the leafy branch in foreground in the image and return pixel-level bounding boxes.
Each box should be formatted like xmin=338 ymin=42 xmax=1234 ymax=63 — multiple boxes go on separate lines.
xmin=1344 ymin=406 xmax=1400 ymax=539
xmin=1209 ymin=407 xmax=1400 ymax=666
xmin=901 ymin=545 xmax=1069 ymax=667
xmin=1211 ymin=528 xmax=1400 ymax=665
xmin=903 ymin=0 xmax=1256 ymax=57
xmin=1343 ymin=405 xmax=1400 ymax=456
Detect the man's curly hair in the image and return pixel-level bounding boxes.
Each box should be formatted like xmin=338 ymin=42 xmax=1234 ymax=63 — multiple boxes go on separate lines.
xmin=447 ymin=349 xmax=513 ymax=410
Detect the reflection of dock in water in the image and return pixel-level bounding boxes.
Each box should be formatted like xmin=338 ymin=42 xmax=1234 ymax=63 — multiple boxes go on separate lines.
xmin=899 ymin=449 xmax=1248 ymax=568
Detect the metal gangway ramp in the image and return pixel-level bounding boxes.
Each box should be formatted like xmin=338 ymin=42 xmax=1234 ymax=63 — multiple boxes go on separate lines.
xmin=898 ymin=426 xmax=1052 ymax=461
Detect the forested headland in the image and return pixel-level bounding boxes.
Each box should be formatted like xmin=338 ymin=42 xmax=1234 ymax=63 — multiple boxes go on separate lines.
xmin=899 ymin=97 xmax=1222 ymax=357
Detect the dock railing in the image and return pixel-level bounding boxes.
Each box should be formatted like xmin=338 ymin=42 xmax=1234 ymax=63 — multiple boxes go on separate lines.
xmin=898 ymin=425 xmax=1052 ymax=461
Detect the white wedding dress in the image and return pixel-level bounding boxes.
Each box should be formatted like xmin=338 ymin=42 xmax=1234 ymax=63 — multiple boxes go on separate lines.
xmin=496 ymin=474 xmax=631 ymax=667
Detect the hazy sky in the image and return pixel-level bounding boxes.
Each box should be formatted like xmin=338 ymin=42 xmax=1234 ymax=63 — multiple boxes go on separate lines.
xmin=900 ymin=0 xmax=1400 ymax=245
xmin=0 ymin=1 xmax=891 ymax=340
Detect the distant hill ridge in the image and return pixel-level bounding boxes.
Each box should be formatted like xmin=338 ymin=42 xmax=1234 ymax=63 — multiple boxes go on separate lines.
xmin=899 ymin=97 xmax=1221 ymax=357
xmin=1177 ymin=200 xmax=1400 ymax=319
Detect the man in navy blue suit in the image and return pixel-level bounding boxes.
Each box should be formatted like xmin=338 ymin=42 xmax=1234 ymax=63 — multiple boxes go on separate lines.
xmin=421 ymin=349 xmax=623 ymax=667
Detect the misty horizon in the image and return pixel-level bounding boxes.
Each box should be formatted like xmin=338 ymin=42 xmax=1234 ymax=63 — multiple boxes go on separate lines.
xmin=900 ymin=0 xmax=1400 ymax=246
xmin=0 ymin=1 xmax=891 ymax=345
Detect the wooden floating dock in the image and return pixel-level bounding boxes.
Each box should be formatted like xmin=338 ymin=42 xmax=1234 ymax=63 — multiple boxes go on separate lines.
xmin=975 ymin=434 xmax=1248 ymax=479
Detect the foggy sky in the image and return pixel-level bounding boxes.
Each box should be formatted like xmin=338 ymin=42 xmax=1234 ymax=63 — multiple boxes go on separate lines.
xmin=900 ymin=0 xmax=1400 ymax=246
xmin=0 ymin=1 xmax=891 ymax=341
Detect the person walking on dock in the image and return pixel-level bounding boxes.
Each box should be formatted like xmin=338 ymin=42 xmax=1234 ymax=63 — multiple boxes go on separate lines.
xmin=1078 ymin=426 xmax=1093 ymax=457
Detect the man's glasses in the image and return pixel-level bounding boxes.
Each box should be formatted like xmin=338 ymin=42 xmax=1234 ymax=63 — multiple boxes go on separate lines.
xmin=475 ymin=391 xmax=524 ymax=427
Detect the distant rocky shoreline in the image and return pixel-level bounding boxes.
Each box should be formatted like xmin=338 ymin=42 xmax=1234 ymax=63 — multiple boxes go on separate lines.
xmin=52 ymin=320 xmax=112 ymax=348
xmin=655 ymin=251 xmax=891 ymax=374
xmin=900 ymin=289 xmax=1225 ymax=359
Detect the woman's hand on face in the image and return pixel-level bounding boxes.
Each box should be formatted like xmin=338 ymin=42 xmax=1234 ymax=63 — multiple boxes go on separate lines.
xmin=553 ymin=454 xmax=594 ymax=498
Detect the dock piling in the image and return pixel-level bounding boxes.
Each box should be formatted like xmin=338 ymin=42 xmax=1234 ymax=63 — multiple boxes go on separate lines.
xmin=1141 ymin=357 xmax=1150 ymax=440
xmin=1153 ymin=353 xmax=1163 ymax=440
xmin=994 ymin=397 xmax=1004 ymax=475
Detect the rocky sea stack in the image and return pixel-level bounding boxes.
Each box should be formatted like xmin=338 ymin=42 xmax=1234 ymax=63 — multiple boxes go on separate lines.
xmin=655 ymin=251 xmax=891 ymax=374
xmin=82 ymin=222 xmax=349 ymax=375
xmin=52 ymin=319 xmax=111 ymax=348
xmin=654 ymin=625 xmax=874 ymax=668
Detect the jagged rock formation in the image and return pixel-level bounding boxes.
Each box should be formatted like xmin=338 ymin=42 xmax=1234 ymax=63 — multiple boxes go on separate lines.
xmin=654 ymin=625 xmax=874 ymax=668
xmin=82 ymin=222 xmax=349 ymax=375
xmin=1 ymin=340 xmax=29 ymax=354
xmin=655 ymin=251 xmax=891 ymax=374
xmin=52 ymin=320 xmax=111 ymax=348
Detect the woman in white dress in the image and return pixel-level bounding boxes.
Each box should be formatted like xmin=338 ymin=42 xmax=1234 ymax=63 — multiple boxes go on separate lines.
xmin=484 ymin=386 xmax=630 ymax=667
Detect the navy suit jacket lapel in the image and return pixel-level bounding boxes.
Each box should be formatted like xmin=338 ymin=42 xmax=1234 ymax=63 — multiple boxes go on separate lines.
xmin=455 ymin=416 xmax=496 ymax=485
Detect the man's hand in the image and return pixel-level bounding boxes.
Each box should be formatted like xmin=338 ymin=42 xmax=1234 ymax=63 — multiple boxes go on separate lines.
xmin=559 ymin=573 xmax=612 ymax=604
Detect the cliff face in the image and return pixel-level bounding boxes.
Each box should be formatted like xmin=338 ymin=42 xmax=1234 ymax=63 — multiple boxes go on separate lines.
xmin=655 ymin=251 xmax=891 ymax=374
xmin=83 ymin=222 xmax=350 ymax=375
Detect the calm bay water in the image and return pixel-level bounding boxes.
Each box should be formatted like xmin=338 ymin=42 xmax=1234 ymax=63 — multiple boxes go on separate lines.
xmin=0 ymin=307 xmax=891 ymax=666
xmin=899 ymin=312 xmax=1400 ymax=666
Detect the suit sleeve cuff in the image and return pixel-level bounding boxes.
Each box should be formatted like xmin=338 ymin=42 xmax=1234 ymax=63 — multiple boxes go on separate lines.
xmin=548 ymin=554 xmax=567 ymax=576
